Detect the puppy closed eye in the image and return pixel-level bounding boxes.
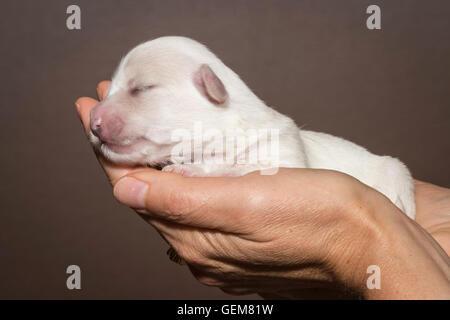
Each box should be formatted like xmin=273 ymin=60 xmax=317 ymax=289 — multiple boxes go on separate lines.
xmin=130 ymin=85 xmax=154 ymax=96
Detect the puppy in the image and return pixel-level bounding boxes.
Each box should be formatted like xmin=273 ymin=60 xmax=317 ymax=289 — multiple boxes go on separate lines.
xmin=89 ymin=36 xmax=415 ymax=219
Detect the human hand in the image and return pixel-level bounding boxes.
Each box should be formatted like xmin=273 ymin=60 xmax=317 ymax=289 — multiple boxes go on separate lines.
xmin=76 ymin=81 xmax=450 ymax=299
xmin=76 ymin=81 xmax=377 ymax=297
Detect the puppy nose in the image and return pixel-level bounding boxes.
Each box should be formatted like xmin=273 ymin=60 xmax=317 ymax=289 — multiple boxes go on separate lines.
xmin=90 ymin=117 xmax=103 ymax=139
xmin=90 ymin=107 xmax=124 ymax=143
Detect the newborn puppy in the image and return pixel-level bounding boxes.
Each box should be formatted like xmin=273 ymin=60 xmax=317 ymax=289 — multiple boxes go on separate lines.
xmin=89 ymin=36 xmax=415 ymax=219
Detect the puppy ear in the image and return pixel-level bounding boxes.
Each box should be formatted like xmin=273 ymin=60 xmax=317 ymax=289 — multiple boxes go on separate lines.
xmin=194 ymin=64 xmax=228 ymax=105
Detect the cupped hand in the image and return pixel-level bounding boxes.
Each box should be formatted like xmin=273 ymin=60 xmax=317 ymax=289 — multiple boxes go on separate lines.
xmin=76 ymin=82 xmax=450 ymax=299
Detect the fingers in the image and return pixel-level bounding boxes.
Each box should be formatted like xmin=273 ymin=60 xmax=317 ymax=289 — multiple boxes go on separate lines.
xmin=98 ymin=159 xmax=143 ymax=186
xmin=75 ymin=80 xmax=110 ymax=133
xmin=113 ymin=170 xmax=250 ymax=233
xmin=75 ymin=97 xmax=98 ymax=134
xmin=97 ymin=81 xmax=111 ymax=100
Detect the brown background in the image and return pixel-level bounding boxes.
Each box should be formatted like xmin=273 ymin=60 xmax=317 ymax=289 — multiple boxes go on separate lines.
xmin=0 ymin=0 xmax=449 ymax=299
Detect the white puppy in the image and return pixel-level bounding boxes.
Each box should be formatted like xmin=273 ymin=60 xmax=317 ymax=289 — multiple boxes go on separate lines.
xmin=89 ymin=36 xmax=415 ymax=219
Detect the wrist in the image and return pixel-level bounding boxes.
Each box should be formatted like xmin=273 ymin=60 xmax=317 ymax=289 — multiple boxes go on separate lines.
xmin=322 ymin=187 xmax=386 ymax=296
xmin=329 ymin=187 xmax=450 ymax=299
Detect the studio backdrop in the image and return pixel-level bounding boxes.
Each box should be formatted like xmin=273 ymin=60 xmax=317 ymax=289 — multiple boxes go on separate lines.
xmin=0 ymin=0 xmax=449 ymax=299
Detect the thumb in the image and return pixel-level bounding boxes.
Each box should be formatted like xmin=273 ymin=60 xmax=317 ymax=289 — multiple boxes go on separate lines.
xmin=113 ymin=170 xmax=249 ymax=233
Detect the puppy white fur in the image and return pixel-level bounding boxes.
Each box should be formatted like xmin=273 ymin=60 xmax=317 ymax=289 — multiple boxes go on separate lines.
xmin=89 ymin=36 xmax=415 ymax=219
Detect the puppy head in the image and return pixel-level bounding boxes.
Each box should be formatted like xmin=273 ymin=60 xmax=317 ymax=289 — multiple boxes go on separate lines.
xmin=89 ymin=37 xmax=233 ymax=166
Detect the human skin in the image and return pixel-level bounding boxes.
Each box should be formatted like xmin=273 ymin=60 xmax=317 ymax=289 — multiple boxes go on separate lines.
xmin=75 ymin=81 xmax=450 ymax=299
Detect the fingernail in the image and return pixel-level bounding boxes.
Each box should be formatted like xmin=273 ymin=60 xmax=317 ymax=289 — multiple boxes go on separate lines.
xmin=114 ymin=177 xmax=149 ymax=209
xmin=75 ymin=102 xmax=80 ymax=112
